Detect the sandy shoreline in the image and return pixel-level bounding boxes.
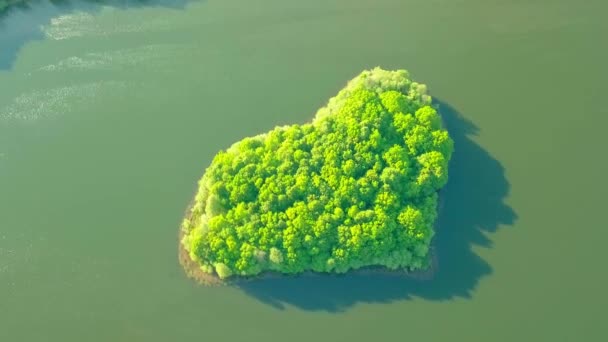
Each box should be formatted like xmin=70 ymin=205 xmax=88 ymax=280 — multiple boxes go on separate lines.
xmin=177 ymin=191 xmax=443 ymax=286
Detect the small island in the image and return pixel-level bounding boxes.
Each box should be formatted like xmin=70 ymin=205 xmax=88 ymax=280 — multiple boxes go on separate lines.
xmin=179 ymin=68 xmax=453 ymax=284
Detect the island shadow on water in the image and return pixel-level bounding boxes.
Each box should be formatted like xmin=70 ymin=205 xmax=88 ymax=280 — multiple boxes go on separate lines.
xmin=0 ymin=0 xmax=196 ymax=70
xmin=237 ymin=100 xmax=517 ymax=312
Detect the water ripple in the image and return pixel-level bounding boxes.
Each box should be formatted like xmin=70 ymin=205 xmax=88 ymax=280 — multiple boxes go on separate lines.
xmin=0 ymin=81 xmax=127 ymax=122
xmin=43 ymin=11 xmax=172 ymax=41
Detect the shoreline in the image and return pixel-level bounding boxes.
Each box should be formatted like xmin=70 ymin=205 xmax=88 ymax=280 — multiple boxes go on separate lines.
xmin=177 ymin=191 xmax=443 ymax=286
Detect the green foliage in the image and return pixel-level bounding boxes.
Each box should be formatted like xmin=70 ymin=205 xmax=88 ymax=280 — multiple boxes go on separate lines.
xmin=214 ymin=263 xmax=233 ymax=279
xmin=182 ymin=68 xmax=453 ymax=279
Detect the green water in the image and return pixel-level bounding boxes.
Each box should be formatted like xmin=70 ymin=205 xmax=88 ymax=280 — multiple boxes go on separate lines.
xmin=1 ymin=0 xmax=607 ymax=340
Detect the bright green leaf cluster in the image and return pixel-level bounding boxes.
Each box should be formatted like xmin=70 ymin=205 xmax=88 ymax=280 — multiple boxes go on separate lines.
xmin=181 ymin=68 xmax=453 ymax=279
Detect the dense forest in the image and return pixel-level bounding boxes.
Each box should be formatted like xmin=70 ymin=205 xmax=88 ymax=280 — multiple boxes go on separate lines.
xmin=181 ymin=68 xmax=453 ymax=280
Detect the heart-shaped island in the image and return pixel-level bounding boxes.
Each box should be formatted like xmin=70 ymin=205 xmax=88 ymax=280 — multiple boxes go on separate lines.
xmin=179 ymin=68 xmax=453 ymax=284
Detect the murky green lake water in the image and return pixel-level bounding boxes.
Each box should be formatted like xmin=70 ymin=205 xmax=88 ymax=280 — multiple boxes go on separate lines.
xmin=1 ymin=0 xmax=607 ymax=340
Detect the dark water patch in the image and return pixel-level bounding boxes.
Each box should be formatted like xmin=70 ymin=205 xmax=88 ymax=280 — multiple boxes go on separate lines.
xmin=0 ymin=0 xmax=196 ymax=70
xmin=237 ymin=100 xmax=517 ymax=312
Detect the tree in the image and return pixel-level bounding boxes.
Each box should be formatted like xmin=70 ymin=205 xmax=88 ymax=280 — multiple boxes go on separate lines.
xmin=180 ymin=68 xmax=453 ymax=280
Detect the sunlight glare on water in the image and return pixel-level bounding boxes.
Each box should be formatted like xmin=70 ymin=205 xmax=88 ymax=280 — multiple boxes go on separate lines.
xmin=33 ymin=44 xmax=191 ymax=72
xmin=43 ymin=10 xmax=173 ymax=41
xmin=0 ymin=81 xmax=127 ymax=121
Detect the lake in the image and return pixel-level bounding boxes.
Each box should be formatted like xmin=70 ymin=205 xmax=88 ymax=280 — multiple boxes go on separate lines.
xmin=1 ymin=0 xmax=606 ymax=340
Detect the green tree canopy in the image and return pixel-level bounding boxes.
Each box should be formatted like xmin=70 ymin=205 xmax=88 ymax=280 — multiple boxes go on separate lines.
xmin=181 ymin=68 xmax=453 ymax=279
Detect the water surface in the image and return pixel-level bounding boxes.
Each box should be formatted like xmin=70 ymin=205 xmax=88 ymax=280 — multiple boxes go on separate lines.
xmin=1 ymin=0 xmax=607 ymax=341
